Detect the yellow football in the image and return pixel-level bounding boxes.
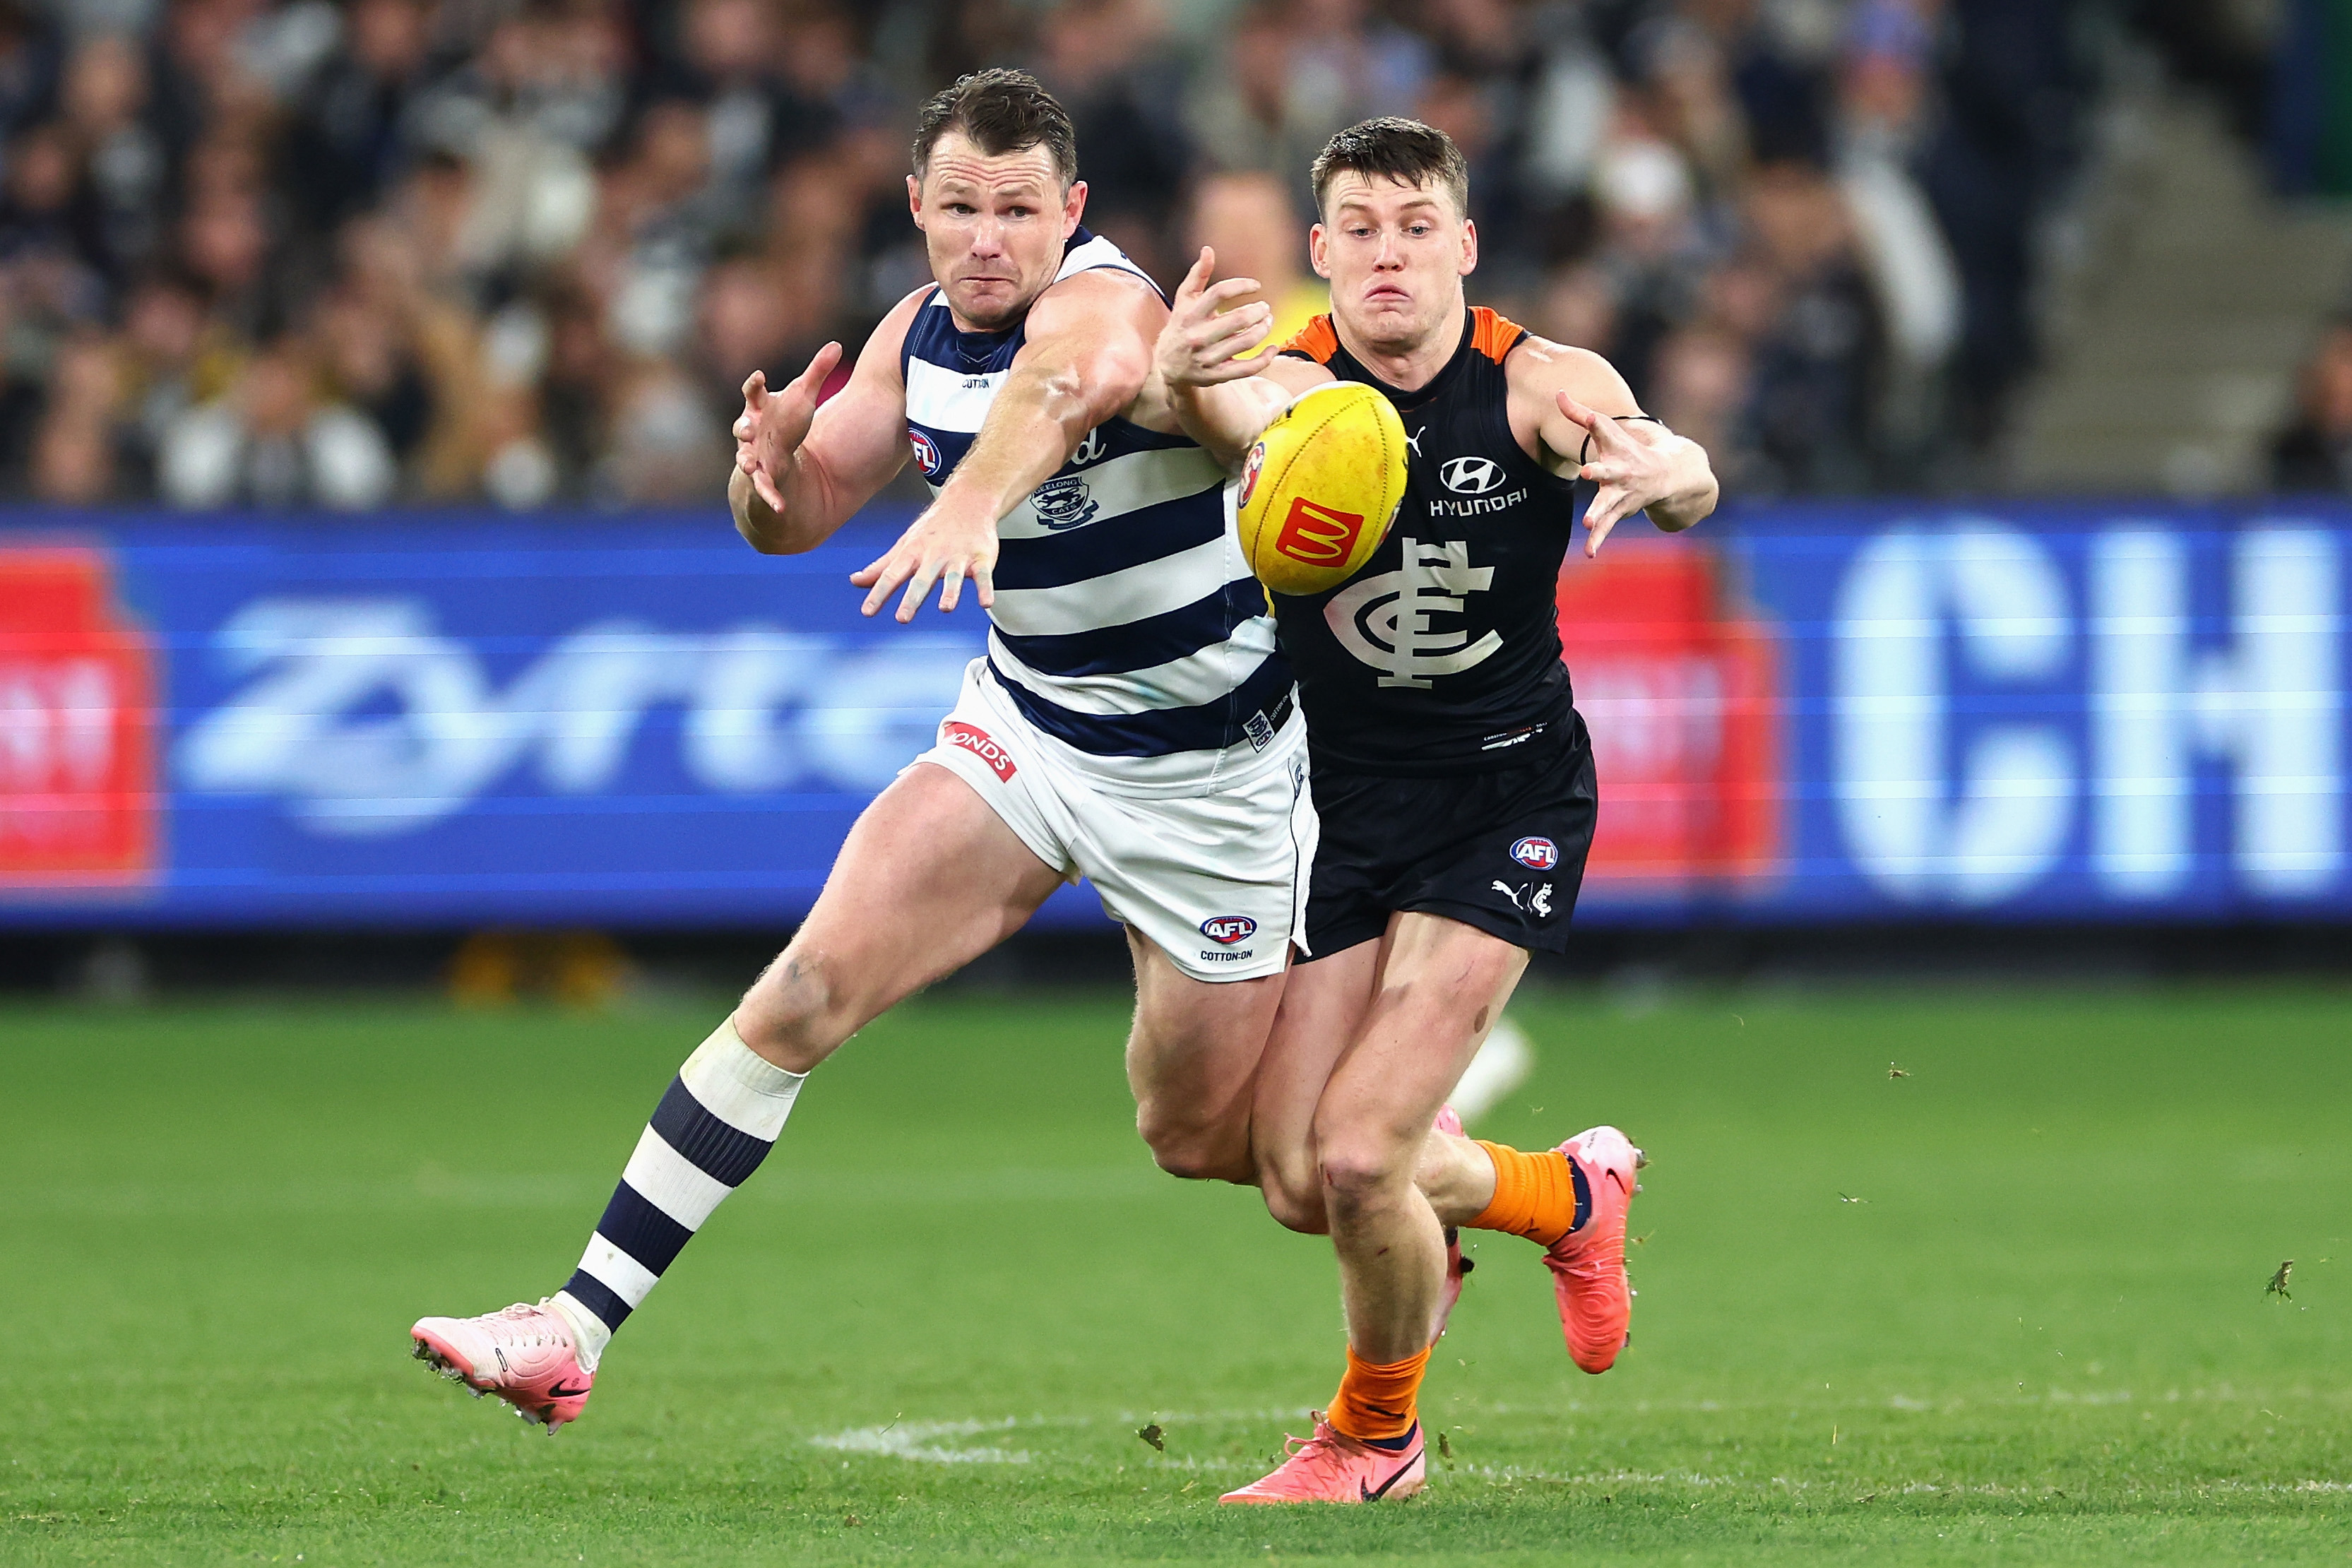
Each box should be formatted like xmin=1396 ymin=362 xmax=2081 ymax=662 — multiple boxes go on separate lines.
xmin=1233 ymin=381 xmax=1408 ymax=597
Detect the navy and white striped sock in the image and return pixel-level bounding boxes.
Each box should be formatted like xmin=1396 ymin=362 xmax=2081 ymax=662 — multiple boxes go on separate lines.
xmin=552 ymin=1021 xmax=804 ymax=1370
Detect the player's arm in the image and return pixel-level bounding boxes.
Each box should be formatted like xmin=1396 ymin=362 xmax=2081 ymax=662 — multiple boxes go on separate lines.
xmin=850 ymin=269 xmax=1160 ymax=622
xmin=1152 ymin=247 xmax=1334 ymax=468
xmin=730 ymin=287 xmax=925 ymax=554
xmin=1509 ymin=336 xmax=1720 ymax=559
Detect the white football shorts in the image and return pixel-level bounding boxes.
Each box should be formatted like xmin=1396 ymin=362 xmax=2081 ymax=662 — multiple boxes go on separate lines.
xmin=910 ymin=658 xmax=1315 ymax=982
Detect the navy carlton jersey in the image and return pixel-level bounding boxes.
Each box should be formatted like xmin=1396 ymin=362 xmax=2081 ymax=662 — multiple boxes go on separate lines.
xmin=901 ymin=228 xmax=1295 ymax=790
xmin=1276 ymin=307 xmax=1584 ymax=775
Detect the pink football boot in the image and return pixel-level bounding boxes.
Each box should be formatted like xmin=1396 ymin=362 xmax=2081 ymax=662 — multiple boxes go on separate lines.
xmin=411 ymin=1300 xmax=595 ymax=1433
xmin=1220 ymin=1415 xmax=1425 ymax=1504
xmin=1431 ymin=1104 xmax=1473 ymax=1343
xmin=1543 ymin=1125 xmax=1645 ymax=1374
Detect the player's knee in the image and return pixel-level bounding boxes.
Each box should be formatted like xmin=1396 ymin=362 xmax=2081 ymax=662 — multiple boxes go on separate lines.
xmin=1259 ymin=1165 xmax=1329 ymax=1234
xmin=1317 ymin=1134 xmax=1415 ymax=1211
xmin=1144 ymin=1132 xmax=1245 ymax=1184
xmin=1136 ymin=1106 xmax=1249 ymax=1184
xmin=735 ymin=949 xmax=850 ymax=1073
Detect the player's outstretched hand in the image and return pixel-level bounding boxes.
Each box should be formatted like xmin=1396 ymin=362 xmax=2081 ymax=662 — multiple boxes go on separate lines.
xmin=1557 ymin=391 xmax=1675 ymax=558
xmin=1157 ymin=247 xmax=1275 ymax=388
xmin=735 ymin=340 xmax=843 ymax=512
xmin=850 ymin=501 xmax=997 ymax=622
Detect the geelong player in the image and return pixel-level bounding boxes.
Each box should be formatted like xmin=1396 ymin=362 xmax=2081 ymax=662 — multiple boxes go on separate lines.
xmin=1156 ymin=118 xmax=1719 ymax=1502
xmin=408 ymin=70 xmax=1324 ymax=1430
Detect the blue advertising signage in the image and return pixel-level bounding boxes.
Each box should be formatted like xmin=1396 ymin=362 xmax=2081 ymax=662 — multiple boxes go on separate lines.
xmin=0 ymin=503 xmax=2345 ymax=927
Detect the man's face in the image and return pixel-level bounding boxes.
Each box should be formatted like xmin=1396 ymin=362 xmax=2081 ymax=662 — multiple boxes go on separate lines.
xmin=1309 ymin=173 xmax=1475 ymax=353
xmin=908 ymin=133 xmax=1084 ymax=331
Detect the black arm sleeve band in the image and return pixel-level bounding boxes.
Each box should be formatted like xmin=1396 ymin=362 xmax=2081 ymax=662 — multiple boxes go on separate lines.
xmin=1577 ymin=413 xmax=1665 ymax=466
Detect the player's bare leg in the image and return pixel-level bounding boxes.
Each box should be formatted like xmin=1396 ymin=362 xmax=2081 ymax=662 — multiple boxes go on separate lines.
xmin=1251 ymin=949 xmax=1502 ymax=1233
xmin=1317 ymin=915 xmax=1526 ymax=1366
xmin=413 ymin=762 xmax=1064 ymax=1428
xmin=733 ymin=762 xmax=1068 ymax=1073
xmin=1247 ymin=940 xmax=1377 ymax=1230
xmin=1247 ymin=943 xmax=1495 ymax=1343
xmin=1252 ymin=927 xmax=1641 ymax=1342
xmin=1122 ymin=928 xmax=1287 ymax=1182
xmin=1221 ymin=913 xmax=1516 ymax=1502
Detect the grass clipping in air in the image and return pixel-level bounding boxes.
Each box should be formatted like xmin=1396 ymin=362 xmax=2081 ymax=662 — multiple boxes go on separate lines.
xmin=1 ymin=985 xmax=2346 ymax=1564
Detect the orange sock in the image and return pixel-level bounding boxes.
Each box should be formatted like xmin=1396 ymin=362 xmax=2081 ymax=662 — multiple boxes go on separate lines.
xmin=1328 ymin=1345 xmax=1430 ymax=1444
xmin=1468 ymin=1140 xmax=1582 ymax=1247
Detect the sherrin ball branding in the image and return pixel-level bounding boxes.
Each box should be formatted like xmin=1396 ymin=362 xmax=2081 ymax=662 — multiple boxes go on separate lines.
xmin=1233 ymin=381 xmax=1408 ymax=597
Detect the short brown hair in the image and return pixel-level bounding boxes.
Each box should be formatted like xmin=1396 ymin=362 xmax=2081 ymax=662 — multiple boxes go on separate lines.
xmin=911 ymin=69 xmax=1078 ymax=189
xmin=1309 ymin=117 xmax=1470 ymax=218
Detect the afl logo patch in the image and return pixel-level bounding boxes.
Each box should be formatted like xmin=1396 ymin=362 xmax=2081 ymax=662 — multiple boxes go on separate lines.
xmin=1442 ymin=456 xmax=1506 ymax=494
xmin=908 ymin=429 xmax=942 ymax=479
xmin=1199 ymin=915 xmax=1257 ymax=945
xmin=1509 ymin=836 xmax=1560 ymax=869
xmin=1237 ymin=441 xmax=1266 ymax=509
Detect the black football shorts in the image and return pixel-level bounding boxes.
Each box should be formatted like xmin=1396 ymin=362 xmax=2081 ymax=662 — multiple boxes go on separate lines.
xmin=1300 ymin=713 xmax=1598 ymax=961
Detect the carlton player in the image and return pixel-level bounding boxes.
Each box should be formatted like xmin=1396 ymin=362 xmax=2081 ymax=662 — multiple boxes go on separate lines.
xmin=1156 ymin=117 xmax=1719 ymax=1502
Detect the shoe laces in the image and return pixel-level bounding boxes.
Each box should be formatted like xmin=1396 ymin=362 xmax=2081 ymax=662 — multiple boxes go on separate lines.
xmin=485 ymin=1302 xmax=567 ymax=1350
xmin=1270 ymin=1417 xmax=1355 ymax=1483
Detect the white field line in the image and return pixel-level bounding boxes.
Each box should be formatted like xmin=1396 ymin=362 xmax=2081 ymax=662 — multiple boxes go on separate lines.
xmin=809 ymin=1417 xmax=1047 ymax=1465
xmin=808 ymin=1401 xmax=2352 ymax=1495
xmin=805 ymin=1407 xmax=1321 ymax=1467
xmin=802 ymin=1420 xmax=2352 ymax=1496
xmin=1451 ymin=1016 xmax=1536 ymax=1127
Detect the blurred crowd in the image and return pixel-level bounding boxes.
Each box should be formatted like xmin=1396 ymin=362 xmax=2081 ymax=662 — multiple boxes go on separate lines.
xmin=0 ymin=0 xmax=2087 ymax=511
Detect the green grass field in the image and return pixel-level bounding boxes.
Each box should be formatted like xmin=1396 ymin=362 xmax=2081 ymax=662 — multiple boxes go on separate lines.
xmin=2 ymin=982 xmax=2348 ymax=1565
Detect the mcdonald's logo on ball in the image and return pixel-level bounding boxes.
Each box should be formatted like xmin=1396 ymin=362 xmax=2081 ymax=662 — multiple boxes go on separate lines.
xmin=1273 ymin=498 xmax=1366 ymax=566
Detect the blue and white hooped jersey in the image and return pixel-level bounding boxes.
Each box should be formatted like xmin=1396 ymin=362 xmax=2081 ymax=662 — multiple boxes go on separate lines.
xmin=901 ymin=228 xmax=1297 ymax=794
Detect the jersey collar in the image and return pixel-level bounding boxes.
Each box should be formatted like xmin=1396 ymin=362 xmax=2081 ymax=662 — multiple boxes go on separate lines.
xmin=1331 ymin=307 xmax=1478 ymax=412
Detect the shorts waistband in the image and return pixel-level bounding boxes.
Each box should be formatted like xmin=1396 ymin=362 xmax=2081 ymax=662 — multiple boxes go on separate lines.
xmin=974 ymin=663 xmax=1305 ymax=798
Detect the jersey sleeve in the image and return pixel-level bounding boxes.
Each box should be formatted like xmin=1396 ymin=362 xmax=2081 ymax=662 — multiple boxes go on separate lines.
xmin=1468 ymin=307 xmax=1526 ymax=364
xmin=1276 ymin=314 xmax=1340 ymax=364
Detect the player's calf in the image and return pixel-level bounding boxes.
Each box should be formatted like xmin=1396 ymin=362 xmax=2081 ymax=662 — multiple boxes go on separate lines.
xmin=1430 ymin=1105 xmax=1473 ymax=1343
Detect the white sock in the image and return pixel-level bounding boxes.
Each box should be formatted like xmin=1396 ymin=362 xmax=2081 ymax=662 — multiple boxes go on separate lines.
xmin=554 ymin=1020 xmax=806 ymax=1371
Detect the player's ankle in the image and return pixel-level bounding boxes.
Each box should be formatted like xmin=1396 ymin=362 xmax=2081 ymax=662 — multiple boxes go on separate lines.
xmin=1329 ymin=1344 xmax=1430 ymax=1445
xmin=548 ymin=1291 xmax=609 ymax=1372
xmin=1466 ymin=1140 xmax=1582 ymax=1246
